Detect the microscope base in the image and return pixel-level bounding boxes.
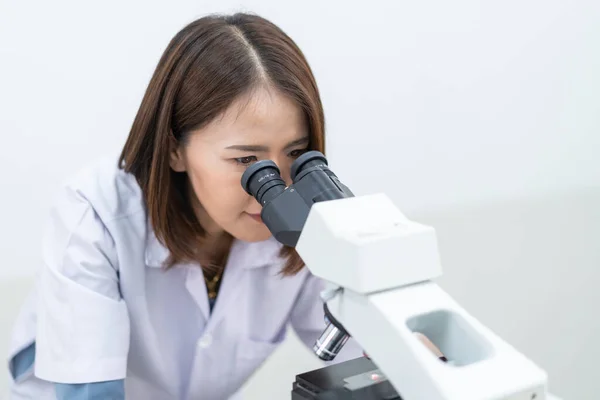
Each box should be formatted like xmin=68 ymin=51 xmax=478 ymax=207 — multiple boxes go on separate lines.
xmin=291 ymin=356 xmax=401 ymax=399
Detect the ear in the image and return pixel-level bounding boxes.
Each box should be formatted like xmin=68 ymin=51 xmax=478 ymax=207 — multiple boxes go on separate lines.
xmin=169 ymin=138 xmax=187 ymax=172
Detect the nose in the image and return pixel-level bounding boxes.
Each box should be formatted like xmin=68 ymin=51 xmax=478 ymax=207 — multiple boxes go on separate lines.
xmin=270 ymin=156 xmax=292 ymax=186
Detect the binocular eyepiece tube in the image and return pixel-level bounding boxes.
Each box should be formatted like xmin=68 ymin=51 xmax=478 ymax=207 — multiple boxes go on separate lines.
xmin=240 ymin=150 xmax=331 ymax=203
xmin=240 ymin=151 xmax=352 ymax=361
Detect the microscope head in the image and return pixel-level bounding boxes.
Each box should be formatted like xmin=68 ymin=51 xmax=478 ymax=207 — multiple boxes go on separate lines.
xmin=241 ymin=150 xmax=442 ymax=294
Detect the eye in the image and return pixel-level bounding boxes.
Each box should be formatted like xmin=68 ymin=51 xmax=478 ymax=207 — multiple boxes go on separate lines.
xmin=234 ymin=156 xmax=258 ymax=165
xmin=289 ymin=148 xmax=308 ymax=158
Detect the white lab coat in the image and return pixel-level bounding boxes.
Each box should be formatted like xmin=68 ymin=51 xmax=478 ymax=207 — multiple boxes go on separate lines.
xmin=6 ymin=157 xmax=362 ymax=400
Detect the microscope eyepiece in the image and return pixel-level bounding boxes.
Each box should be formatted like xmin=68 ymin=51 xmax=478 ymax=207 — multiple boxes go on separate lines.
xmin=241 ymin=160 xmax=286 ymax=206
xmin=290 ymin=150 xmax=329 ymax=181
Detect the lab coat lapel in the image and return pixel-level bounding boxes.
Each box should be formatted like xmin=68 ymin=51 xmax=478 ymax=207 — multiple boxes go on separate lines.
xmin=145 ymin=226 xmax=212 ymax=321
xmin=146 ymin=229 xmax=284 ymax=329
xmin=204 ymin=237 xmax=283 ymax=332
xmin=184 ymin=267 xmax=211 ymax=322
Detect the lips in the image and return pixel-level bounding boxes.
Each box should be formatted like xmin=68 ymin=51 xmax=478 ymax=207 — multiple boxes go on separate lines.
xmin=247 ymin=213 xmax=262 ymax=222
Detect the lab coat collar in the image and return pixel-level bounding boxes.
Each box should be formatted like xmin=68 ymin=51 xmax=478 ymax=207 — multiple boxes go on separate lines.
xmin=144 ymin=225 xmax=286 ymax=327
xmin=144 ymin=226 xmax=284 ymax=270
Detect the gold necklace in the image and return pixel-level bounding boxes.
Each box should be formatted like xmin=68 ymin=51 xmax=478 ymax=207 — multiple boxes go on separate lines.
xmin=201 ymin=234 xmax=232 ymax=301
xmin=204 ymin=269 xmax=222 ymax=300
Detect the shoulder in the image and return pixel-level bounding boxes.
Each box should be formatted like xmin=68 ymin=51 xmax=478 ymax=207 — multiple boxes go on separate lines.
xmin=54 ymin=155 xmax=145 ymax=224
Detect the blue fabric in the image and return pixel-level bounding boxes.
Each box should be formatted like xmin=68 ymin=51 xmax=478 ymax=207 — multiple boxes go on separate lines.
xmin=9 ymin=342 xmax=35 ymax=380
xmin=9 ymin=341 xmax=125 ymax=400
xmin=55 ymin=380 xmax=125 ymax=400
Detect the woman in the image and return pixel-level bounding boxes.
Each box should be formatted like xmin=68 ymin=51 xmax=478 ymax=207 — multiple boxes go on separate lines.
xmin=7 ymin=12 xmax=441 ymax=400
xmin=7 ymin=12 xmax=365 ymax=400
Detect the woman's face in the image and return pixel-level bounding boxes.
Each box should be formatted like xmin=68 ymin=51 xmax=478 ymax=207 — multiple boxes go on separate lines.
xmin=170 ymin=87 xmax=309 ymax=242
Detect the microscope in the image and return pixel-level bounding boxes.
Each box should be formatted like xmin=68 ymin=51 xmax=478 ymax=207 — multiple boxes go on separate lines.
xmin=241 ymin=151 xmax=560 ymax=400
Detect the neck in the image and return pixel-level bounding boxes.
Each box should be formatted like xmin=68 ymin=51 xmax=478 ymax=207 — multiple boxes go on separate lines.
xmin=200 ymin=233 xmax=233 ymax=278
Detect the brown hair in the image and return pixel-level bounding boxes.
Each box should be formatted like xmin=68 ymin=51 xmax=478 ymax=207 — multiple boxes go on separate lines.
xmin=118 ymin=12 xmax=324 ymax=275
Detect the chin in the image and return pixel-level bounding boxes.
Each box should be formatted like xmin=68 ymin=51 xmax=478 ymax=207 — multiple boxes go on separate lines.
xmin=231 ymin=223 xmax=272 ymax=243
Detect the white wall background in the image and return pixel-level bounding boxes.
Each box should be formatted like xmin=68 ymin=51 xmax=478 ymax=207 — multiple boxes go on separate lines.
xmin=1 ymin=0 xmax=599 ymax=399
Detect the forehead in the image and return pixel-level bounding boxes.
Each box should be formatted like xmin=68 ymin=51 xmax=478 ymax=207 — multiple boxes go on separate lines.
xmin=193 ymin=86 xmax=307 ymax=146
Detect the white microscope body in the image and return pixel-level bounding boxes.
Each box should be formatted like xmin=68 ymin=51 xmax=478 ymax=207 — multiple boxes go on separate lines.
xmin=296 ymin=192 xmax=553 ymax=400
xmin=240 ymin=151 xmax=561 ymax=400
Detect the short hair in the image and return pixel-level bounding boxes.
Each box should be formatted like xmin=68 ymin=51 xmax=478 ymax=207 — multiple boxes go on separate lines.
xmin=119 ymin=13 xmax=325 ymax=275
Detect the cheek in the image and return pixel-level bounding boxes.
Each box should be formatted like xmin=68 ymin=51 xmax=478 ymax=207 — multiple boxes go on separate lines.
xmin=188 ymin=164 xmax=250 ymax=218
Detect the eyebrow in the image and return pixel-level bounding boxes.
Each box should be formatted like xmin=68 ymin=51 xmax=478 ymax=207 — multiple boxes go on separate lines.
xmin=225 ymin=137 xmax=309 ymax=152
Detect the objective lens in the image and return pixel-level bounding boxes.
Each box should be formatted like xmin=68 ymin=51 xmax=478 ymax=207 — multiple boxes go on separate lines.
xmin=313 ymin=322 xmax=350 ymax=361
xmin=241 ymin=160 xmax=286 ymax=206
xmin=290 ymin=151 xmax=329 ymax=182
